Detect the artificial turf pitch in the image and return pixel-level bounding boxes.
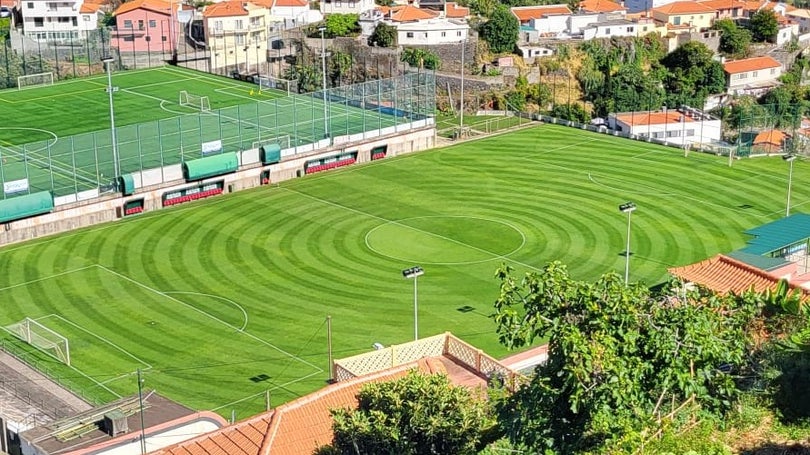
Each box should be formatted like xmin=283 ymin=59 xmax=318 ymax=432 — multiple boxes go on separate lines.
xmin=0 ymin=124 xmax=803 ymax=419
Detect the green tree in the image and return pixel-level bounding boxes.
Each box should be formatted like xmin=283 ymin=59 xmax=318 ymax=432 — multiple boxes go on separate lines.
xmin=367 ymin=22 xmax=396 ymax=47
xmin=549 ymin=103 xmax=590 ymax=122
xmin=320 ymin=371 xmax=496 ymax=455
xmin=714 ymin=18 xmax=752 ymax=57
xmin=479 ymin=5 xmax=518 ymax=54
xmin=283 ymin=63 xmax=321 ymax=93
xmin=491 ymin=262 xmax=757 ymax=454
xmin=401 ymin=48 xmax=440 ymax=70
xmin=328 ymin=50 xmax=352 ymax=86
xmin=661 ymin=41 xmax=726 ymax=108
xmin=323 ymin=14 xmax=360 ymax=37
xmin=749 ymin=9 xmax=779 ymax=43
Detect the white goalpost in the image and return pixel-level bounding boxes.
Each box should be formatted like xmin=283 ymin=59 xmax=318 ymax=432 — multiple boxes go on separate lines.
xmin=179 ymin=90 xmax=211 ymax=112
xmin=256 ymin=76 xmax=295 ymax=96
xmin=4 ymin=317 xmax=70 ymax=366
xmin=17 ymin=72 xmax=54 ymax=90
xmin=252 ymin=134 xmax=292 ymax=151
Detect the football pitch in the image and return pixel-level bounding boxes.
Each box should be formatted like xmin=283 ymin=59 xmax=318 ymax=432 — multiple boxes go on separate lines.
xmin=0 ymin=124 xmax=804 ymax=419
xmin=0 ymin=66 xmax=404 ymax=197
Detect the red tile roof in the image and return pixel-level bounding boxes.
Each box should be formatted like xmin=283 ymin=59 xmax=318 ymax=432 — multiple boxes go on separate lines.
xmin=272 ymin=0 xmax=308 ymax=7
xmin=614 ymin=110 xmax=699 ymax=127
xmin=753 ymin=129 xmax=788 ymax=146
xmin=698 ymin=0 xmax=745 ymax=11
xmin=80 ymin=2 xmax=103 ymax=13
xmin=723 ymin=55 xmax=782 ymax=74
xmin=653 ymin=1 xmax=716 ymax=15
xmin=150 ymin=358 xmax=488 ymax=455
xmin=669 ymin=254 xmax=807 ymax=296
xmin=203 ymin=0 xmax=249 ymax=18
xmin=378 ymin=4 xmax=438 ymax=21
xmin=511 ymin=4 xmax=572 ymax=22
xmin=579 ymin=0 xmax=625 ymax=13
xmin=445 ymin=1 xmax=470 ymax=18
xmin=114 ymin=0 xmax=172 ymax=16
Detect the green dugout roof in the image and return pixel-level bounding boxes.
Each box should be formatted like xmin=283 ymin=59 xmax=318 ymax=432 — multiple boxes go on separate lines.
xmin=737 ymin=213 xmax=810 ymax=255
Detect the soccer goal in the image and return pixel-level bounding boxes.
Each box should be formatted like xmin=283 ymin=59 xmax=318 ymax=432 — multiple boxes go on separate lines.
xmin=179 ymin=91 xmax=211 ymax=112
xmin=4 ymin=317 xmax=70 ymax=366
xmin=252 ymin=134 xmax=292 ymax=151
xmin=256 ymin=76 xmax=296 ymax=96
xmin=18 ymin=72 xmax=54 ymax=90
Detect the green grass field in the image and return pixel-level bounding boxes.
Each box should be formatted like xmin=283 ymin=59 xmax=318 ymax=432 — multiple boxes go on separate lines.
xmin=0 ymin=124 xmax=804 ymax=419
xmin=0 ymin=66 xmax=404 ymax=197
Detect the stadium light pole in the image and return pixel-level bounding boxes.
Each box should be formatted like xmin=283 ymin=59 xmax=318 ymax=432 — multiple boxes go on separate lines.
xmin=619 ymin=202 xmax=637 ymax=285
xmin=784 ymin=154 xmax=797 ymax=217
xmin=402 ymin=266 xmax=424 ymax=341
xmin=319 ymin=26 xmax=329 ymax=139
xmin=102 ymin=56 xmax=120 ymax=188
xmin=459 ymin=38 xmax=465 ymax=131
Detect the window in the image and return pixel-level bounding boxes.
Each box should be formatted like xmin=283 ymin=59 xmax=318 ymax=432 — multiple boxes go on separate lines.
xmin=627 ymin=27 xmax=633 ymax=32
xmin=34 ymin=17 xmax=43 ymax=26
xmin=27 ymin=2 xmax=33 ymax=8
xmin=83 ymin=14 xmax=90 ymax=21
xmin=123 ymin=35 xmax=134 ymax=41
xmin=667 ymin=130 xmax=679 ymax=137
xmin=250 ymin=16 xmax=261 ymax=26
xmin=235 ymin=33 xmax=245 ymax=44
xmin=124 ymin=19 xmax=132 ymax=28
xmin=214 ymin=20 xmax=223 ymax=30
xmin=162 ymin=35 xmax=167 ymax=41
xmin=71 ymin=17 xmax=76 ymax=26
xmin=138 ymin=19 xmax=144 ymax=30
xmin=752 ymin=70 xmax=758 ymax=77
xmin=653 ymin=131 xmax=664 ymax=138
xmin=424 ymin=32 xmax=428 ymax=37
xmin=57 ymin=16 xmax=69 ymax=22
xmin=149 ymin=19 xmax=156 ymax=27
xmin=673 ymin=16 xmax=680 ymax=25
xmin=406 ymin=32 xmax=413 ymax=37
xmin=643 ymin=26 xmax=648 ymax=31
xmin=739 ymin=72 xmax=748 ymax=79
xmin=686 ymin=129 xmax=695 ymax=136
xmin=457 ymin=31 xmax=461 ymax=36
xmin=771 ymin=68 xmax=777 ymax=75
xmin=235 ymin=19 xmax=243 ymax=29
xmin=605 ymin=28 xmax=610 ymax=34
xmin=441 ymin=31 xmax=446 ymax=37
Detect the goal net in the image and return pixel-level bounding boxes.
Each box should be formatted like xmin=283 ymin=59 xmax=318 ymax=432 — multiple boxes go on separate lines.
xmin=18 ymin=72 xmax=54 ymax=90
xmin=252 ymin=134 xmax=292 ymax=151
xmin=179 ymin=90 xmax=211 ymax=112
xmin=4 ymin=317 xmax=70 ymax=365
xmin=256 ymin=76 xmax=296 ymax=96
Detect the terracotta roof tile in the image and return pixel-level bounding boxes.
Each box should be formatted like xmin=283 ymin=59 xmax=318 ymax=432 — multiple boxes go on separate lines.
xmin=511 ymin=4 xmax=572 ymax=22
xmin=445 ymin=1 xmax=469 ymax=18
xmin=203 ymin=0 xmax=249 ymax=18
xmin=723 ymin=55 xmax=781 ymax=74
xmin=273 ymin=0 xmax=308 ymax=7
xmin=614 ymin=110 xmax=699 ymax=127
xmin=114 ymin=0 xmax=172 ymax=16
xmin=653 ymin=1 xmax=716 ymax=14
xmin=753 ymin=129 xmax=788 ymax=146
xmin=698 ymin=0 xmax=745 ymax=10
xmin=80 ymin=3 xmax=102 ymax=13
xmin=669 ymin=254 xmax=808 ymax=296
xmin=380 ymin=4 xmax=438 ymax=21
xmin=579 ymin=0 xmax=625 ymax=13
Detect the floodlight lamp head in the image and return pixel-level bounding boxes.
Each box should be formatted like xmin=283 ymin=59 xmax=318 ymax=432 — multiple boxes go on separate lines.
xmin=619 ymin=202 xmax=637 ymax=213
xmin=402 ymin=266 xmax=424 ymax=279
xmin=102 ymin=56 xmax=114 ymax=63
xmin=318 ymin=26 xmax=326 ymax=32
xmin=784 ymin=154 xmax=797 ymax=162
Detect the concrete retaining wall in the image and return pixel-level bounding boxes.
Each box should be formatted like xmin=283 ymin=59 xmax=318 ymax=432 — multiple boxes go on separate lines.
xmin=0 ymin=126 xmax=435 ymax=246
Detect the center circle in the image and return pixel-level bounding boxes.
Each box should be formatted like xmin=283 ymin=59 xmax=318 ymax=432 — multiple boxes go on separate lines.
xmin=364 ymin=215 xmax=526 ymax=265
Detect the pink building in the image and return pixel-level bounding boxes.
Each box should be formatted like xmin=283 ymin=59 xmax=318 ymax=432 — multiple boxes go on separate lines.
xmin=112 ymin=0 xmax=179 ymax=55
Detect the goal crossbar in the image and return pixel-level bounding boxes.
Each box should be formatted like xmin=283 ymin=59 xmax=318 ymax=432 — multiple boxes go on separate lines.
xmin=4 ymin=317 xmax=70 ymax=365
xmin=18 ymin=72 xmax=54 ymax=90
xmin=252 ymin=134 xmax=292 ymax=151
xmin=179 ymin=90 xmax=211 ymax=112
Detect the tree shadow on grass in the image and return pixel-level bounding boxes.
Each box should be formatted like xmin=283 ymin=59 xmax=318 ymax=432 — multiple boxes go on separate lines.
xmin=741 ymin=443 xmax=810 ymax=455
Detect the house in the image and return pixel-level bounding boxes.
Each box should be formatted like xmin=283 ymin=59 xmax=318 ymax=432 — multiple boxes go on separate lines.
xmin=444 ymin=1 xmax=469 ymax=19
xmin=622 ymin=0 xmax=678 ymax=14
xmin=651 ymin=1 xmax=716 ymax=32
xmin=320 ymin=0 xmax=375 ymax=16
xmin=787 ymin=8 xmax=810 ymax=34
xmin=112 ymin=0 xmax=179 ymax=54
xmin=670 ymin=214 xmax=810 ymax=293
xmin=14 ymin=393 xmax=227 ymax=455
xmin=18 ymin=0 xmax=103 ymax=42
xmin=358 ymin=7 xmax=384 ymax=35
xmin=203 ymin=0 xmax=270 ymax=74
xmin=607 ymin=105 xmax=722 ymax=147
xmin=518 ymin=24 xmax=540 ymax=43
xmin=578 ymin=0 xmax=626 ymax=15
xmin=698 ymin=0 xmax=744 ymax=19
xmin=511 ymin=4 xmax=572 ymax=35
xmin=150 ymin=333 xmax=521 ymax=455
xmin=268 ymin=0 xmax=322 ymax=29
xmin=519 ymin=45 xmax=554 ymax=62
xmin=752 ymin=129 xmax=788 ymax=154
xmin=396 ymin=18 xmax=469 ymax=44
xmin=582 ymin=18 xmax=641 ymax=39
xmin=723 ymin=55 xmax=782 ymax=96
xmin=379 ymin=4 xmax=438 ymax=22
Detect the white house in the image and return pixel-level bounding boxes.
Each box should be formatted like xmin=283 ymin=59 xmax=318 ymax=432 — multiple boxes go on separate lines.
xmin=723 ymin=55 xmax=783 ymax=96
xmin=396 ymin=18 xmax=468 ymax=45
xmin=269 ymin=0 xmax=322 ymax=28
xmin=566 ymin=12 xmax=600 ymax=35
xmin=519 ymin=45 xmax=554 ymax=62
xmin=20 ymin=0 xmax=102 ymax=42
xmin=787 ymin=8 xmax=810 ymax=34
xmin=203 ymin=0 xmax=271 ymax=73
xmin=582 ymin=18 xmax=639 ymax=39
xmin=608 ymin=106 xmax=722 ymax=147
xmin=320 ymin=0 xmax=375 ymax=15
xmin=511 ymin=5 xmax=571 ymax=35
xmin=622 ymin=0 xmax=678 ymax=14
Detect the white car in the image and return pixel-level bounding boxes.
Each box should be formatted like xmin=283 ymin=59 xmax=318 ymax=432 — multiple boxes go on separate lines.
xmin=0 ymin=7 xmax=11 ymax=17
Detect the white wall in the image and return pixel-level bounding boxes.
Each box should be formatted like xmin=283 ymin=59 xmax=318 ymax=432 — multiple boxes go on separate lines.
xmin=396 ymin=20 xmax=468 ymax=45
xmin=321 ymin=0 xmax=375 ymax=15
xmin=727 ymin=67 xmax=782 ymax=92
xmin=583 ymin=22 xmax=636 ymax=40
xmin=567 ymin=13 xmax=599 ymax=35
xmin=22 ymin=0 xmax=97 ymax=41
xmin=529 ymin=14 xmax=568 ymax=34
xmin=609 ymin=117 xmax=722 ymax=146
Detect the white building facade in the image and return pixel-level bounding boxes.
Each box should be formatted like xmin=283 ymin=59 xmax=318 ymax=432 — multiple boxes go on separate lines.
xmin=20 ymin=0 xmax=99 ymax=42
xmin=320 ymin=0 xmax=375 ymax=15
xmin=608 ymin=107 xmax=722 ymax=146
xmin=395 ymin=19 xmax=468 ymax=45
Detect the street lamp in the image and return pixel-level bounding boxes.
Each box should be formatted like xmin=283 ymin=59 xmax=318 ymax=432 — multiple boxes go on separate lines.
xmin=402 ymin=266 xmax=424 ymax=341
xmin=318 ymin=26 xmax=329 ymax=139
xmin=784 ymin=154 xmax=797 ymax=217
xmin=618 ymin=202 xmax=637 ymax=285
xmin=459 ymin=38 xmax=465 ymax=131
xmin=102 ymin=56 xmax=119 ymax=188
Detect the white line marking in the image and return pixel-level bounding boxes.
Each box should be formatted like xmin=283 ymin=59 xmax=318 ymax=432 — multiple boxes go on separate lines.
xmin=0 ymin=265 xmax=96 ymax=292
xmin=163 ymin=291 xmax=249 ymax=332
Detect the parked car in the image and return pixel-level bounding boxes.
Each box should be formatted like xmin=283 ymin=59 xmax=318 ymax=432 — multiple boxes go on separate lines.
xmin=0 ymin=7 xmax=11 ymax=17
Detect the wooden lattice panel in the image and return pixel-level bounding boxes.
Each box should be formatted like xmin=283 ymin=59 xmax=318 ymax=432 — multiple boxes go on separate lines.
xmin=446 ymin=337 xmax=478 ymax=368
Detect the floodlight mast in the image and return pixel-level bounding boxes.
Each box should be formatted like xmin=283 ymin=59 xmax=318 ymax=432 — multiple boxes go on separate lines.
xmin=402 ymin=266 xmax=424 ymax=341
xmin=102 ymin=56 xmax=119 ymax=189
xmin=784 ymin=154 xmax=797 ymax=217
xmin=618 ymin=202 xmax=637 ymax=285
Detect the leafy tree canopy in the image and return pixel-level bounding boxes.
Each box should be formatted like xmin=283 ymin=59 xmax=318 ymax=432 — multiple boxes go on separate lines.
xmin=749 ymin=9 xmax=779 ymax=43
xmin=401 ymin=47 xmax=440 ymax=70
xmin=660 ymin=41 xmax=726 ymax=108
xmin=479 ymin=5 xmax=518 ymax=54
xmin=492 ymin=262 xmax=758 ymax=454
xmin=714 ymin=18 xmax=752 ymax=58
xmin=319 ymin=371 xmax=496 ymax=455
xmin=323 ymin=14 xmax=360 ymax=37
xmin=367 ymin=22 xmax=395 ymax=47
